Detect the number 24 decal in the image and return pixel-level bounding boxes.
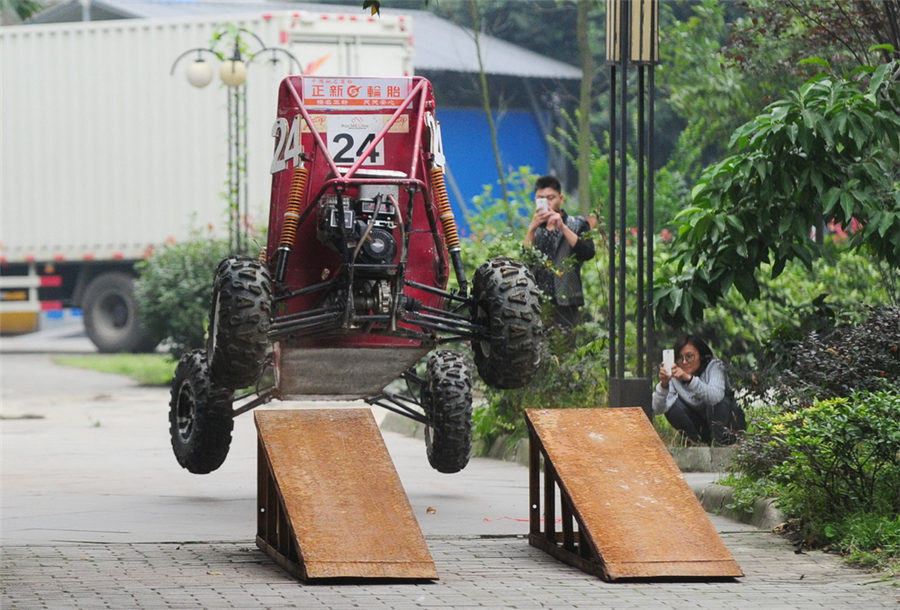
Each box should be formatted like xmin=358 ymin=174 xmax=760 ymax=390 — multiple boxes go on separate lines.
xmin=271 ymin=115 xmax=384 ymax=173
xmin=270 ymin=116 xmax=302 ymax=174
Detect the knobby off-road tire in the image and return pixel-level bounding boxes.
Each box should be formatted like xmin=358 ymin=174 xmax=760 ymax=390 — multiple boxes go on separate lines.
xmin=169 ymin=349 xmax=234 ymax=474
xmin=421 ymin=350 xmax=474 ymax=474
xmin=82 ymin=271 xmax=160 ymax=353
xmin=471 ymin=257 xmax=543 ymax=389
xmin=207 ymin=257 xmax=272 ymax=390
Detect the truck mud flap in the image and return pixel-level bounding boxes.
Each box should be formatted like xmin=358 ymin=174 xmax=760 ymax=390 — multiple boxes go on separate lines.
xmin=255 ymin=408 xmax=438 ymax=581
xmin=525 ymin=407 xmax=743 ymax=581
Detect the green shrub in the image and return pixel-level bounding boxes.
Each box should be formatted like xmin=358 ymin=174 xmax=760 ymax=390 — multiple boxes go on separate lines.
xmin=134 ymin=229 xmax=232 ymax=358
xmin=658 ymin=243 xmax=897 ymax=383
xmin=777 ymin=305 xmax=900 ymax=406
xmin=828 ymin=513 xmax=900 ymax=572
xmin=749 ymin=391 xmax=900 ymax=539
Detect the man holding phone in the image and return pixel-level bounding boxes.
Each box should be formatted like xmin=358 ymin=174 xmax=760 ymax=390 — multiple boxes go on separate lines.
xmin=524 ymin=175 xmax=595 ymax=328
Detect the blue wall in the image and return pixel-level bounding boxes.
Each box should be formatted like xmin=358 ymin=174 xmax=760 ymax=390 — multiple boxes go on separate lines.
xmin=436 ymin=108 xmax=548 ymax=235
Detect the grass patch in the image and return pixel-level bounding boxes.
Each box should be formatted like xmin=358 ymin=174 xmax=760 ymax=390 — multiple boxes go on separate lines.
xmin=52 ymin=354 xmax=175 ymax=386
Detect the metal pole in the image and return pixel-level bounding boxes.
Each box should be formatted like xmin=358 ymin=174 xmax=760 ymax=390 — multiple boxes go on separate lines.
xmin=647 ymin=64 xmax=656 ymax=370
xmin=636 ymin=65 xmax=646 ymax=378
xmin=227 ymin=87 xmax=236 ymax=252
xmin=241 ymin=84 xmax=249 ymax=253
xmin=608 ymin=65 xmax=617 ymax=379
xmin=617 ymin=0 xmax=629 ymax=378
xmin=647 ymin=0 xmax=658 ymax=370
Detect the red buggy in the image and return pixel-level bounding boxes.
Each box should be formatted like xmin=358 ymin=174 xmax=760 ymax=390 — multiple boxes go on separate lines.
xmin=169 ymin=76 xmax=542 ymax=474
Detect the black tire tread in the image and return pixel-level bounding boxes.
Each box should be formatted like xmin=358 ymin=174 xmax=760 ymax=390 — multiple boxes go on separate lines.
xmin=422 ymin=350 xmax=473 ymax=474
xmin=168 ymin=350 xmax=234 ymax=474
xmin=207 ymin=257 xmax=272 ymax=389
xmin=471 ymin=257 xmax=543 ymax=389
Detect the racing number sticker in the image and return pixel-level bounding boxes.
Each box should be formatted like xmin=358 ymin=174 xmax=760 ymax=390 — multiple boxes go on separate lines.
xmin=271 ymin=114 xmax=390 ymax=173
xmin=270 ymin=115 xmax=302 ymax=174
xmin=326 ymin=115 xmax=383 ymax=166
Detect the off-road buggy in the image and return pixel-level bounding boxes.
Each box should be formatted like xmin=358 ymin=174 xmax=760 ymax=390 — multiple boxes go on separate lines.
xmin=169 ymin=76 xmax=542 ymax=475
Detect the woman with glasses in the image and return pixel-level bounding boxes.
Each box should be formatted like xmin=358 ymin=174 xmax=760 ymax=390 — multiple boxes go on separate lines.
xmin=651 ymin=335 xmax=745 ymax=445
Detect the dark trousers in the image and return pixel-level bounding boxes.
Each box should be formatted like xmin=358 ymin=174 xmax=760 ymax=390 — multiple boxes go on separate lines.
xmin=665 ymin=395 xmax=745 ymax=446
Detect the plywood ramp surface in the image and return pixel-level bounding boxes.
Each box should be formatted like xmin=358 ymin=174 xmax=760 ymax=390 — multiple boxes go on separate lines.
xmin=526 ymin=407 xmax=743 ymax=580
xmin=255 ymin=408 xmax=437 ymax=580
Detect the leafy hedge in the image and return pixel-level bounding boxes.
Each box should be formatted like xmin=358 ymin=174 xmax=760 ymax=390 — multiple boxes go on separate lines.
xmin=134 ymin=230 xmax=232 ymax=358
xmin=730 ymin=389 xmax=900 ymax=570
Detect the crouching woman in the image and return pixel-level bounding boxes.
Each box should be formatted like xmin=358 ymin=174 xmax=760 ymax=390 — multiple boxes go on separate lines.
xmin=651 ymin=335 xmax=745 ymax=445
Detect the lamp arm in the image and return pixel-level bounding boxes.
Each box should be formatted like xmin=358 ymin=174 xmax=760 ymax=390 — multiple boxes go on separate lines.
xmin=169 ymin=47 xmax=222 ymax=75
xmin=250 ymin=47 xmax=303 ymax=74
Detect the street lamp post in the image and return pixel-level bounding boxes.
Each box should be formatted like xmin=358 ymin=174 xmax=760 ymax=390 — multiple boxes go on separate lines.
xmin=170 ymin=26 xmax=301 ymax=254
xmin=606 ymin=0 xmax=660 ymax=415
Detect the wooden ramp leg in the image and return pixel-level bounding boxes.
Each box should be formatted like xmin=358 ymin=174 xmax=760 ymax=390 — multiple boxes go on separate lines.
xmin=526 ymin=407 xmax=743 ymax=581
xmin=255 ymin=408 xmax=438 ymax=581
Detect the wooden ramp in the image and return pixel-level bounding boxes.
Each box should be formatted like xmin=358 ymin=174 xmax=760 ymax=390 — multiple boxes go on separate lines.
xmin=525 ymin=408 xmax=743 ymax=581
xmin=255 ymin=409 xmax=438 ymax=581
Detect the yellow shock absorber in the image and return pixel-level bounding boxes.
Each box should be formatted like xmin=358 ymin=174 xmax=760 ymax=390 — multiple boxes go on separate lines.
xmin=275 ymin=165 xmax=309 ymax=282
xmin=431 ymin=166 xmax=467 ymax=293
xmin=431 ymin=167 xmax=459 ymax=251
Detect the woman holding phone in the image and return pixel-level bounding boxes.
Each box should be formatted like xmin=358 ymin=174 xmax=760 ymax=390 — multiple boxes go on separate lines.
xmin=651 ymin=335 xmax=745 ymax=445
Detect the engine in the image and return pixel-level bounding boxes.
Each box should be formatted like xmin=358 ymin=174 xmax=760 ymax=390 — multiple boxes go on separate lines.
xmin=316 ymin=184 xmax=399 ymax=266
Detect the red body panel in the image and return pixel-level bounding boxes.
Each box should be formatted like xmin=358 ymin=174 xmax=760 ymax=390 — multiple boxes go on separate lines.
xmin=266 ymin=76 xmax=448 ymax=350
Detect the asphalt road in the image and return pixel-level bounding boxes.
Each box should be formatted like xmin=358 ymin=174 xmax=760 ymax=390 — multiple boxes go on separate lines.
xmin=0 ymin=323 xmax=534 ymax=543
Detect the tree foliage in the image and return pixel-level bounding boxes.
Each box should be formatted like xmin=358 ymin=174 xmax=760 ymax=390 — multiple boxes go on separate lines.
xmin=656 ymin=60 xmax=900 ymax=325
xmin=727 ymin=0 xmax=900 ymax=77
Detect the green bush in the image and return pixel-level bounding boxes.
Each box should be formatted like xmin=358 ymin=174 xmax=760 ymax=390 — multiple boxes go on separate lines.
xmin=778 ymin=305 xmax=900 ymax=406
xmin=732 ymin=391 xmax=900 ymax=560
xmin=134 ymin=229 xmax=232 ymax=358
xmin=828 ymin=513 xmax=900 ymax=572
xmin=656 ymin=239 xmax=896 ymax=380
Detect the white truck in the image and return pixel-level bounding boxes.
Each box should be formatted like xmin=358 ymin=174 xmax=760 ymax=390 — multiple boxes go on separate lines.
xmin=0 ymin=8 xmax=413 ymax=351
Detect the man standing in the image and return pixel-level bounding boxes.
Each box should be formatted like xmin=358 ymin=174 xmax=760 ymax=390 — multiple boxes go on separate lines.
xmin=524 ymin=175 xmax=595 ymax=328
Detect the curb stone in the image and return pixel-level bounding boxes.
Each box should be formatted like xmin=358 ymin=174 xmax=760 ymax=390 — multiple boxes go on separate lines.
xmin=380 ymin=411 xmax=786 ymax=530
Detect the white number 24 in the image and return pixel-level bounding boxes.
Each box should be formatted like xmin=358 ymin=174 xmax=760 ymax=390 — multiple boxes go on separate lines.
xmin=271 ymin=115 xmax=387 ymax=173
xmin=270 ymin=116 xmax=302 ymax=174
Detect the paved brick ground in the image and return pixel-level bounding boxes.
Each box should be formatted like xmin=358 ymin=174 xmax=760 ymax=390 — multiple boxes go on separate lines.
xmin=3 ymin=531 xmax=897 ymax=609
xmin=2 ymin=349 xmax=898 ymax=609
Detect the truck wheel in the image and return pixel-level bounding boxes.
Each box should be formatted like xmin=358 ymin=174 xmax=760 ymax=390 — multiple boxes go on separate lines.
xmin=471 ymin=257 xmax=543 ymax=389
xmin=207 ymin=257 xmax=272 ymax=390
xmin=169 ymin=349 xmax=234 ymax=474
xmin=82 ymin=271 xmax=160 ymax=353
xmin=421 ymin=350 xmax=473 ymax=474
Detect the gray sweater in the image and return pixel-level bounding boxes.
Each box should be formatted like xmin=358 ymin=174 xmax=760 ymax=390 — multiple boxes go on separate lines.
xmin=651 ymin=358 xmax=729 ymax=416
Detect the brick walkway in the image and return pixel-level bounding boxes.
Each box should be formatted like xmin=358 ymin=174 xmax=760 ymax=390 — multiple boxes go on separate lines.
xmin=3 ymin=530 xmax=897 ymax=609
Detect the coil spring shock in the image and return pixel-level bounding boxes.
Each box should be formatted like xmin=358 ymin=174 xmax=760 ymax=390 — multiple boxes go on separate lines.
xmin=431 ymin=166 xmax=467 ymax=294
xmin=275 ymin=166 xmax=309 ymax=283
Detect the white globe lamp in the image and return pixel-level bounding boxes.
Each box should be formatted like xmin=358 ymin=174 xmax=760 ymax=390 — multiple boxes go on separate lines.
xmin=185 ymin=59 xmax=213 ymax=88
xmin=220 ymin=60 xmax=248 ymax=87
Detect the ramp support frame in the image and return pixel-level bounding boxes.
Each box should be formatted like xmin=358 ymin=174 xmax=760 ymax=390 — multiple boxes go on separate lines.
xmin=257 ymin=436 xmax=305 ymax=579
xmin=526 ymin=408 xmax=743 ymax=581
xmin=528 ymin=426 xmax=608 ymax=579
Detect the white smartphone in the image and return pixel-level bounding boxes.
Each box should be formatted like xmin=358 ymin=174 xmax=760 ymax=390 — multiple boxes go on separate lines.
xmin=536 ymin=197 xmax=548 ymax=212
xmin=662 ymin=349 xmax=675 ymax=375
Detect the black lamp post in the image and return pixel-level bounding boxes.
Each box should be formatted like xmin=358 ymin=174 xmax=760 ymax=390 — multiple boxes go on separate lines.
xmin=171 ymin=27 xmax=301 ymax=254
xmin=606 ymin=0 xmax=659 ymax=415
